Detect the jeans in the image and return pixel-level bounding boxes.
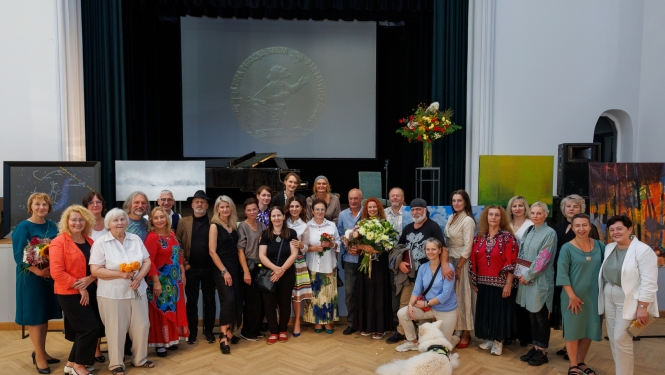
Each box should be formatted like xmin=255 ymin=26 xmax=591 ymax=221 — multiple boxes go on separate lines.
xmin=529 ymin=305 xmax=550 ymax=349
xmin=604 ymin=283 xmax=634 ymax=375
xmin=184 ymin=267 xmax=216 ymax=337
xmin=344 ymin=262 xmax=360 ymax=326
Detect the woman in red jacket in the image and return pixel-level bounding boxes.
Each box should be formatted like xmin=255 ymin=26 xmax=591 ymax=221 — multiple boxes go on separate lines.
xmin=50 ymin=205 xmax=104 ymax=375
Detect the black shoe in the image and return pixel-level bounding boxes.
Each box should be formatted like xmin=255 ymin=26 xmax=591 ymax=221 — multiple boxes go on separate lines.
xmin=219 ymin=340 xmax=231 ymax=354
xmin=556 ymin=348 xmax=567 ymax=356
xmin=155 ymin=348 xmax=167 ymax=357
xmin=385 ymin=332 xmax=405 ymax=344
xmin=167 ymin=345 xmax=178 ymax=350
xmin=519 ymin=341 xmax=529 ymax=347
xmin=528 ymin=351 xmax=548 ymax=366
xmin=520 ymin=347 xmax=537 ymax=362
xmin=187 ymin=335 xmax=197 ymax=344
xmin=205 ymin=332 xmax=216 ymax=344
xmin=229 ymin=335 xmax=241 ymax=345
xmin=35 ymin=364 xmax=51 ymax=374
xmin=94 ymin=355 xmax=106 ymax=362
xmin=239 ymin=333 xmax=259 ymax=341
xmin=32 ymin=352 xmax=60 ymax=365
xmin=343 ymin=326 xmax=357 ymax=336
xmin=503 ymin=339 xmax=513 ymax=345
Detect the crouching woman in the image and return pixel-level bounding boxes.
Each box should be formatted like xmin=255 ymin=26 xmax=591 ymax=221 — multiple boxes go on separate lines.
xmin=395 ymin=238 xmax=458 ymax=352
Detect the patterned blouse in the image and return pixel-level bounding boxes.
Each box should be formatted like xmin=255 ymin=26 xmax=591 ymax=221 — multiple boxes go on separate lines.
xmin=469 ymin=230 xmax=518 ymax=287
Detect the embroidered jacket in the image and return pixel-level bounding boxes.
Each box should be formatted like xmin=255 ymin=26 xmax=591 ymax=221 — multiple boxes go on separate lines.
xmin=469 ymin=230 xmax=518 ymax=287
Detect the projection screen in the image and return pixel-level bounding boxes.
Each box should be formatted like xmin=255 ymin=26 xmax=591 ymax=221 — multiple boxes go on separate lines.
xmin=181 ymin=17 xmax=377 ymax=158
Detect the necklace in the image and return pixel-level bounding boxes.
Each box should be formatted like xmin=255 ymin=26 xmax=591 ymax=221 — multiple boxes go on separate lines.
xmin=574 ymin=237 xmax=593 ymax=261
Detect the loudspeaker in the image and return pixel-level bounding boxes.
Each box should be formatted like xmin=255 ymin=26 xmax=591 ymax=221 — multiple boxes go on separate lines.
xmin=557 ymin=143 xmax=601 ymax=197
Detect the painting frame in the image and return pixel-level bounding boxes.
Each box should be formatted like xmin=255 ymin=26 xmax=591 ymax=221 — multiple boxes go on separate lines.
xmin=3 ymin=161 xmax=101 ymax=237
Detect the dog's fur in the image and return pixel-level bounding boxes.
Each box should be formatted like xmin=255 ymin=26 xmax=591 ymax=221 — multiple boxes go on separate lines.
xmin=375 ymin=320 xmax=460 ymax=375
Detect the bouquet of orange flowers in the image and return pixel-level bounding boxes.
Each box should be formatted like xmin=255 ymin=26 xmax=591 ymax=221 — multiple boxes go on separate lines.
xmin=22 ymin=236 xmax=51 ymax=271
xmin=120 ymin=261 xmax=142 ymax=299
xmin=396 ymin=102 xmax=460 ymax=143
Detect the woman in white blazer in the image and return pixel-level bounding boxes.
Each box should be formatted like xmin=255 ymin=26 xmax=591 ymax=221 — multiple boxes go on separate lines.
xmin=598 ymin=215 xmax=659 ymax=375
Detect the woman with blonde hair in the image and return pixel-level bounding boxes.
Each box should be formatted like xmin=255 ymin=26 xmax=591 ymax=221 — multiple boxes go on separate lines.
xmin=145 ymin=206 xmax=188 ymax=356
xmin=209 ymin=196 xmax=242 ymax=354
xmin=50 ymin=205 xmax=103 ymax=375
xmin=444 ymin=189 xmax=476 ymax=348
xmin=13 ymin=192 xmax=62 ymax=373
xmin=306 ymin=176 xmax=341 ymax=224
xmin=470 ymin=205 xmax=518 ymax=356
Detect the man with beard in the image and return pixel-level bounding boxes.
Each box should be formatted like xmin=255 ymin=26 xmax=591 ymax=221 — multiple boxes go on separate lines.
xmin=386 ymin=198 xmax=453 ymax=344
xmin=338 ymin=188 xmax=363 ymax=335
xmin=176 ymin=190 xmax=216 ymax=344
xmin=384 ymin=187 xmax=406 ymax=327
xmin=123 ymin=191 xmax=150 ymax=241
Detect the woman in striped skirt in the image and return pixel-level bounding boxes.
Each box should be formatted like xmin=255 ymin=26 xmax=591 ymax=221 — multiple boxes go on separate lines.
xmin=286 ymin=195 xmax=313 ymax=337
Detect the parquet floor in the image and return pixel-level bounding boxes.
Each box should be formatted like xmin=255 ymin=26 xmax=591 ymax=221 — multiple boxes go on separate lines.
xmin=1 ymin=319 xmax=664 ymax=374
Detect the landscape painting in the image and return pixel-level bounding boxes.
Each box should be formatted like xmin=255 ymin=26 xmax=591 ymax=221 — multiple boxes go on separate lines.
xmin=589 ymin=162 xmax=665 ymax=266
xmin=478 ymin=155 xmax=554 ymax=212
xmin=115 ymin=161 xmax=206 ymax=201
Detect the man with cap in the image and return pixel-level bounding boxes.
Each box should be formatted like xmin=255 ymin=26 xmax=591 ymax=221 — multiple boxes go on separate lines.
xmin=385 ymin=197 xmax=453 ymax=344
xmin=176 ymin=190 xmax=216 ymax=344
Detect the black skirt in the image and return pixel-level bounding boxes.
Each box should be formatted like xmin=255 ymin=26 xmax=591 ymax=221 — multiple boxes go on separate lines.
xmin=351 ymin=252 xmax=394 ymax=333
xmin=474 ymin=283 xmax=516 ymax=341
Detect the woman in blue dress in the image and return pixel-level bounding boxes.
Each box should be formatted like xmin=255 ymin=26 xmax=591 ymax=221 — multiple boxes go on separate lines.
xmin=13 ymin=193 xmax=62 ymax=373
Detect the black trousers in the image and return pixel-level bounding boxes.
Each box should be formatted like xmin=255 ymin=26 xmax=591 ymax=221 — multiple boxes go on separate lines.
xmin=262 ymin=268 xmax=296 ymax=334
xmin=515 ymin=304 xmax=533 ymax=344
xmin=241 ymin=267 xmax=265 ymax=338
xmin=58 ymin=294 xmax=103 ymax=366
xmin=343 ymin=262 xmax=360 ymax=326
xmin=185 ymin=267 xmax=216 ymax=337
xmin=529 ymin=305 xmax=550 ymax=349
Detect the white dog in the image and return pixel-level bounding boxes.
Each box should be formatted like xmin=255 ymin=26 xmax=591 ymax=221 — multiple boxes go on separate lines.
xmin=375 ymin=320 xmax=460 ymax=375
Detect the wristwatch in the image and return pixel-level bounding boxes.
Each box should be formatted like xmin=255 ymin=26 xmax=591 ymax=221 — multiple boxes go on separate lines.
xmin=221 ymin=268 xmax=227 ymax=276
xmin=426 ymin=300 xmax=430 ymax=307
xmin=638 ymin=304 xmax=647 ymax=309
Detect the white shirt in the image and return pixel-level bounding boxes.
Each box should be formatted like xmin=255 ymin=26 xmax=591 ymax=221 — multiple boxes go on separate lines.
xmin=305 ymin=218 xmax=341 ymax=273
xmin=89 ymin=232 xmax=150 ymax=299
xmin=385 ymin=205 xmax=406 ymax=237
xmin=511 ymin=219 xmax=534 ymax=241
xmin=91 ymin=228 xmax=108 ymax=241
xmin=287 ymin=218 xmax=310 ymax=254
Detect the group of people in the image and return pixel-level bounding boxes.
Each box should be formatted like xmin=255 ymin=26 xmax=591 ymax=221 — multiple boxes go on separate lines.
xmin=12 ymin=171 xmax=660 ymax=375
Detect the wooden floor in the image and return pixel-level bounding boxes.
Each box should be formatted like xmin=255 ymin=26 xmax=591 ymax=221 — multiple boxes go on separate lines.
xmin=2 ymin=320 xmax=664 ymax=374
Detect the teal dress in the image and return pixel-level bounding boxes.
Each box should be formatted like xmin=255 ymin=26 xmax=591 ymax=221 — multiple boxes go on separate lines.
xmin=556 ymin=240 xmax=604 ymax=341
xmin=13 ymin=220 xmax=62 ymax=325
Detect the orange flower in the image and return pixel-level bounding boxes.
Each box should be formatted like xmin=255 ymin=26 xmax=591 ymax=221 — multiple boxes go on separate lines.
xmin=131 ymin=261 xmax=141 ymax=271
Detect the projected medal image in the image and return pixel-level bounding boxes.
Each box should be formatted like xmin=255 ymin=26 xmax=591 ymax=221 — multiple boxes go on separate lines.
xmin=230 ymin=47 xmax=326 ymax=145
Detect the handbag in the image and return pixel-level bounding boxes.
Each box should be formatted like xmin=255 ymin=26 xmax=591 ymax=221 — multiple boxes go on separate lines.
xmin=246 ymin=258 xmax=256 ymax=272
xmin=416 ymin=263 xmax=441 ymax=312
xmin=627 ymin=314 xmax=656 ymax=337
xmin=254 ymin=238 xmax=284 ymax=293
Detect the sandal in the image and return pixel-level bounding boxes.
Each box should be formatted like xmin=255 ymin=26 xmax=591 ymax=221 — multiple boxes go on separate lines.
xmin=360 ymin=331 xmax=371 ymax=336
xmin=111 ymin=368 xmax=125 ymax=375
xmin=578 ymin=363 xmax=597 ymax=375
xmin=373 ymin=332 xmax=386 ymax=340
xmin=567 ymin=366 xmax=579 ymax=375
xmin=279 ymin=332 xmax=289 ymax=343
xmin=266 ymin=334 xmax=278 ymax=345
xmin=132 ymin=360 xmax=155 ymax=368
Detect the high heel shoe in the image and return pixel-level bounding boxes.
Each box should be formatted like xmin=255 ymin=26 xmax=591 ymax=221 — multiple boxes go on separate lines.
xmin=219 ymin=339 xmax=231 ymax=354
xmin=32 ymin=352 xmax=60 ymax=364
xmin=34 ymin=364 xmax=50 ymax=374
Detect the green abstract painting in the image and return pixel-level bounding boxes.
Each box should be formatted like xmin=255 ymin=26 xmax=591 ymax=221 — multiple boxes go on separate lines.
xmin=478 ymin=155 xmax=554 ymax=210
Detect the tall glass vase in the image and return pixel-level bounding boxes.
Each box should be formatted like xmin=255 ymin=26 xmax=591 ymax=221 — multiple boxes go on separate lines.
xmin=423 ymin=141 xmax=433 ymax=167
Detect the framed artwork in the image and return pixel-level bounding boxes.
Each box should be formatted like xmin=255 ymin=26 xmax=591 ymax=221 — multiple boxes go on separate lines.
xmin=115 ymin=161 xmax=206 ymax=202
xmin=589 ymin=162 xmax=665 ymax=266
xmin=478 ymin=155 xmax=554 ymax=212
xmin=3 ymin=161 xmax=101 ymax=236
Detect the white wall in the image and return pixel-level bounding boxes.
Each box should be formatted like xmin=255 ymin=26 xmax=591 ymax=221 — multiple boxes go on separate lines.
xmin=0 ymin=0 xmax=62 ymax=196
xmin=637 ymin=0 xmax=665 ymax=161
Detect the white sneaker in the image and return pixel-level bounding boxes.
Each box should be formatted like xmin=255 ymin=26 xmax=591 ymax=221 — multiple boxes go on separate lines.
xmin=479 ymin=340 xmax=493 ymax=350
xmin=396 ymin=341 xmax=420 ymax=352
xmin=491 ymin=340 xmax=503 ymax=355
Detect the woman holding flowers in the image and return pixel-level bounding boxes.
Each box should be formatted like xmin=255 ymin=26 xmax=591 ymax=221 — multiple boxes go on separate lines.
xmin=304 ymin=198 xmax=341 ymax=333
xmin=145 ymin=207 xmax=188 ymax=357
xmin=50 ymin=205 xmax=103 ymax=375
xmin=351 ymin=198 xmax=397 ymax=340
xmin=286 ymin=195 xmax=312 ymax=337
xmin=89 ymin=208 xmax=154 ymax=375
xmin=13 ymin=192 xmax=62 ymax=373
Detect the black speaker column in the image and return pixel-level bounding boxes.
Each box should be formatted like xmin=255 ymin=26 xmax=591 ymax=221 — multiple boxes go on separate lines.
xmin=557 ymin=143 xmax=601 ymax=197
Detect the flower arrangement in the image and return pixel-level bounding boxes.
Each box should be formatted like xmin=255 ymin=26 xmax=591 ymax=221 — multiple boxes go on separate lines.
xmin=319 ymin=232 xmax=335 ymax=257
xmin=22 ymin=236 xmax=51 ymax=270
xmin=345 ymin=218 xmax=398 ymax=277
xmin=396 ymin=102 xmax=461 ymax=167
xmin=120 ymin=261 xmax=142 ymax=299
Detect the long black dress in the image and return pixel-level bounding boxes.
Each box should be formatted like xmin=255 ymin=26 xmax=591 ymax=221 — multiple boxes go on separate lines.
xmin=212 ymin=224 xmax=243 ymax=329
xmin=351 ymin=252 xmax=394 ymax=334
xmin=551 ymin=220 xmax=599 ymax=329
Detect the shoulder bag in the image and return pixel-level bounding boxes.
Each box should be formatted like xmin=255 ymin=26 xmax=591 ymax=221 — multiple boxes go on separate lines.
xmin=254 ymin=237 xmax=284 ymax=293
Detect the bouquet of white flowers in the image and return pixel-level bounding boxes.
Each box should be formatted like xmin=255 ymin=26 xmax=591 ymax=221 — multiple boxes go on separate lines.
xmin=345 ymin=218 xmax=398 ymax=278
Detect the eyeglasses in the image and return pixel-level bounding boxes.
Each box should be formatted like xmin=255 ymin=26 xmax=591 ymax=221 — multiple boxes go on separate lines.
xmin=314 ymin=208 xmax=326 ymax=212
xmin=159 ymin=198 xmax=175 ymax=203
xmin=88 ymin=201 xmax=103 ymax=206
xmin=69 ymin=218 xmax=86 ymax=223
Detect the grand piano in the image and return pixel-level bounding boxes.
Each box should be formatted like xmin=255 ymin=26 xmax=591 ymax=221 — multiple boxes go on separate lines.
xmin=205 ymin=152 xmax=306 ymax=193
